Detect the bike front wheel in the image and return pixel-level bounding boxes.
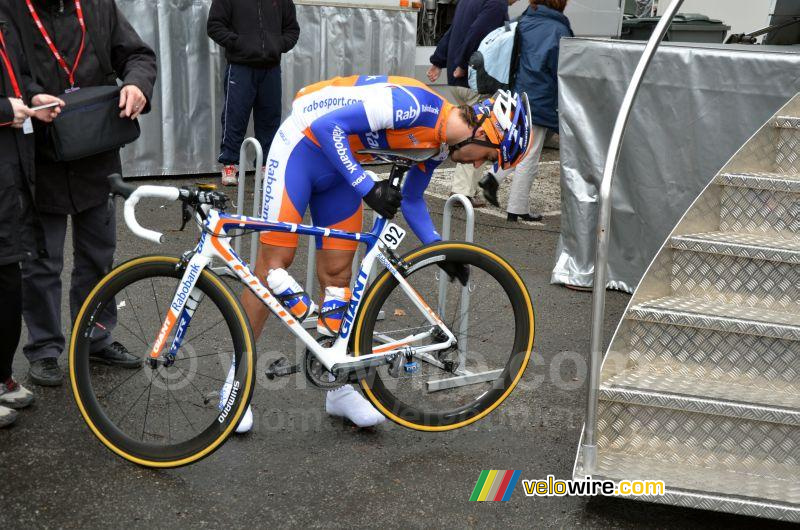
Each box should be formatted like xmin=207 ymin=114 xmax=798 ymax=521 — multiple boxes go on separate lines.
xmin=354 ymin=242 xmax=534 ymax=431
xmin=69 ymin=256 xmax=255 ymax=468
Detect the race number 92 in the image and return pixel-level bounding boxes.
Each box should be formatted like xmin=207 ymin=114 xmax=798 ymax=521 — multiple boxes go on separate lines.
xmin=381 ymin=223 xmax=406 ymax=250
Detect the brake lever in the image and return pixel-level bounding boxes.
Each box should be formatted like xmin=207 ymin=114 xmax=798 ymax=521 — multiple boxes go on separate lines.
xmin=179 ymin=201 xmax=192 ymax=231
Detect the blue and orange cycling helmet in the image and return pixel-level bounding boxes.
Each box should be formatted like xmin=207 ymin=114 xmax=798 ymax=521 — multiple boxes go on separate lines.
xmin=450 ymin=90 xmax=533 ymax=171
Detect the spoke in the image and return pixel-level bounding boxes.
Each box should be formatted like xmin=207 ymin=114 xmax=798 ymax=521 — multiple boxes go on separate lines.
xmin=173 ymin=351 xmax=226 ymax=362
xmin=141 ymin=378 xmax=154 ymax=441
xmin=174 ymin=365 xmax=217 ymax=403
xmin=116 ymin=380 xmax=152 ymax=426
xmin=115 ymin=320 xmax=150 ymax=348
xmin=166 ymin=379 xmax=172 ymax=443
xmin=98 ymin=366 xmax=144 ymax=400
xmin=124 ymin=286 xmax=149 ymax=346
xmin=151 ymin=278 xmax=164 ymax=327
xmin=179 ymin=368 xmax=228 ymax=385
xmin=167 ymin=385 xmax=196 ymax=432
xmin=182 ymin=318 xmax=226 ymax=349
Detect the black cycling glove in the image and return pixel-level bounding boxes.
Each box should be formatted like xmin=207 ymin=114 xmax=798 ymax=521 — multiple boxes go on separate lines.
xmin=438 ymin=261 xmax=470 ymax=286
xmin=363 ymin=177 xmax=403 ymax=219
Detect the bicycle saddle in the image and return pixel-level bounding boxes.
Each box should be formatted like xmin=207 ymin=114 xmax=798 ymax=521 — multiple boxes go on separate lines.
xmin=357 ymin=148 xmax=441 ymax=164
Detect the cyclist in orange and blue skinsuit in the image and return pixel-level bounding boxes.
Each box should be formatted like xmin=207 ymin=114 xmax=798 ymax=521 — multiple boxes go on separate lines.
xmin=260 ymin=75 xmax=453 ymax=251
xmin=239 ymin=74 xmax=532 ymax=430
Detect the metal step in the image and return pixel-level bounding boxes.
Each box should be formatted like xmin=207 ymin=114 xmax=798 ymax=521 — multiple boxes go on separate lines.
xmin=592 ymin=401 xmax=800 ymax=507
xmin=671 ymin=232 xmax=800 ymax=265
xmin=615 ymin=320 xmax=800 ymax=394
xmin=628 ymin=296 xmax=800 ymax=341
xmin=775 ymin=115 xmax=800 ymax=128
xmin=775 ymin=116 xmax=800 ymax=174
xmin=602 ymin=365 xmax=800 ymax=424
xmin=716 ymin=171 xmax=800 ymax=192
xmin=716 ymin=174 xmax=800 ymax=236
xmin=668 ymin=249 xmax=800 ymax=313
xmin=575 ymin=447 xmax=800 ymax=522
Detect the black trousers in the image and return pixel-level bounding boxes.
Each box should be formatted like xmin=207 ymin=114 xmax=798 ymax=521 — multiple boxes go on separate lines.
xmin=0 ymin=262 xmax=22 ymax=381
xmin=21 ymin=202 xmax=117 ymax=361
xmin=218 ymin=63 xmax=282 ymax=165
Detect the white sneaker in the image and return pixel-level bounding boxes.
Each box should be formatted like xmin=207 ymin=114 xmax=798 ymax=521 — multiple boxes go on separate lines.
xmin=221 ymin=164 xmax=238 ymax=186
xmin=326 ymin=384 xmax=386 ymax=427
xmin=220 ymin=362 xmax=253 ymax=434
xmin=0 ymin=378 xmax=34 ymax=409
xmin=0 ymin=405 xmax=17 ymax=428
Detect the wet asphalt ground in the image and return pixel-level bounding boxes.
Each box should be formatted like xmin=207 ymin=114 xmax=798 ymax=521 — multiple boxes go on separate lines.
xmin=1 ymin=158 xmax=794 ymax=528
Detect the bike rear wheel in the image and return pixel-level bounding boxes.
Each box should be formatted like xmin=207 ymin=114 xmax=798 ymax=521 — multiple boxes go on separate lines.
xmin=354 ymin=242 xmax=534 ymax=431
xmin=69 ymin=256 xmax=255 ymax=468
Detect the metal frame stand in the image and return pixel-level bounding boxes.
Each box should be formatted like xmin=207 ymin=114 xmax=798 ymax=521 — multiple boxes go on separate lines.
xmin=426 ymin=194 xmax=502 ymax=392
xmin=212 ymin=137 xmax=263 ymax=278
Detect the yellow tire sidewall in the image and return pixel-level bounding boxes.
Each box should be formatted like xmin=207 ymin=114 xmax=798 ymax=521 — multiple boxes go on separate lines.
xmin=354 ymin=242 xmax=534 ymax=432
xmin=69 ymin=255 xmax=255 ymax=468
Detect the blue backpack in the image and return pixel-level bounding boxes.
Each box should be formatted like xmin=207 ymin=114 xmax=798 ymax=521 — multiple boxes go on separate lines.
xmin=468 ymin=21 xmax=522 ymax=94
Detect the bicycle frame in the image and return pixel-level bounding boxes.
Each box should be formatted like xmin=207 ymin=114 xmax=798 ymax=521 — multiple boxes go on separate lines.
xmin=149 ymin=207 xmax=457 ymax=375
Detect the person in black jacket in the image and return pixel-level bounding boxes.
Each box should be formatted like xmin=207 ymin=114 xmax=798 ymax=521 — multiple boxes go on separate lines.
xmin=8 ymin=0 xmax=157 ymax=387
xmin=207 ymin=0 xmax=300 ymax=186
xmin=427 ymin=0 xmax=517 ymax=207
xmin=0 ymin=11 xmax=62 ymax=425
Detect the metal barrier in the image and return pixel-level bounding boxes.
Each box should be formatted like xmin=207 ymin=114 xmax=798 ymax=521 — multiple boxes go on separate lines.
xmin=582 ymin=0 xmax=684 ymax=475
xmin=212 ymin=137 xmax=263 ymax=278
xmin=438 ymin=193 xmax=475 ymax=363
xmin=296 ymin=190 xmax=478 ymax=365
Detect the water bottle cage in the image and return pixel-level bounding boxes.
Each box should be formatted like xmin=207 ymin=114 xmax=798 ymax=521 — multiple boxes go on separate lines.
xmin=318 ymin=305 xmax=347 ymax=337
xmin=274 ymin=291 xmax=314 ymax=322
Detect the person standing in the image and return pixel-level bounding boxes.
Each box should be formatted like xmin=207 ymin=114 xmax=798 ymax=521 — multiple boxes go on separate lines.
xmin=0 ymin=10 xmax=62 ymax=425
xmin=9 ymin=0 xmax=157 ymax=386
xmin=207 ymin=0 xmax=300 ymax=186
xmin=427 ymin=0 xmax=518 ymax=207
xmin=478 ymin=0 xmax=572 ymax=222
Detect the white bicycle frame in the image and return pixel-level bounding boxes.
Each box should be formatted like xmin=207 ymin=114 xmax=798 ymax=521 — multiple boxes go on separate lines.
xmin=125 ymin=185 xmax=458 ymax=375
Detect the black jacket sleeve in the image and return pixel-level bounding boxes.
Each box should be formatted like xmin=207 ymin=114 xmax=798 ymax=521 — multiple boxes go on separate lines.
xmin=0 ymin=98 xmax=12 ymax=123
xmin=108 ymin=1 xmax=157 ymax=113
xmin=429 ymin=27 xmax=451 ymax=68
xmin=455 ymin=0 xmax=506 ymax=70
xmin=207 ymin=0 xmax=239 ymax=51
xmin=281 ymin=0 xmax=299 ymax=53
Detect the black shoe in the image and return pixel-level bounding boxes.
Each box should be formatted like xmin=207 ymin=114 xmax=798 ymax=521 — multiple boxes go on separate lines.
xmin=507 ymin=212 xmax=543 ymax=223
xmin=29 ymin=358 xmax=63 ymax=387
xmin=90 ymin=341 xmax=141 ymax=369
xmin=478 ymin=173 xmax=500 ymax=207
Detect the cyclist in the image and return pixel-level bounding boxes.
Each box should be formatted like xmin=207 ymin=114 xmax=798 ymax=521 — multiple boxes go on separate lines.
xmin=237 ymin=75 xmax=532 ymax=431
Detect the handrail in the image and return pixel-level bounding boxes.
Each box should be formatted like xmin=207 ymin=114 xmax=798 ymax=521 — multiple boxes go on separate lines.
xmin=581 ymin=0 xmax=684 ymax=475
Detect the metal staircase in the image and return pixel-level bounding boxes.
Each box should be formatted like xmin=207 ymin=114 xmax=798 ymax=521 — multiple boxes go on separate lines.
xmin=574 ymin=94 xmax=800 ymax=521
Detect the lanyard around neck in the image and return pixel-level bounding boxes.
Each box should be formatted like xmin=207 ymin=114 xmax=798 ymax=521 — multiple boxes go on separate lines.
xmin=0 ymin=31 xmax=22 ymax=99
xmin=25 ymin=0 xmax=86 ymax=88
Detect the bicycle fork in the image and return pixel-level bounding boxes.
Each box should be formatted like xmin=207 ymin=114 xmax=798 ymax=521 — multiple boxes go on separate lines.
xmin=147 ymin=252 xmax=211 ymax=368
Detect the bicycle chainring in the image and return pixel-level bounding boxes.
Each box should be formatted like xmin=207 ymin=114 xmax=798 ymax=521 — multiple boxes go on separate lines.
xmin=304 ymin=337 xmax=349 ymax=390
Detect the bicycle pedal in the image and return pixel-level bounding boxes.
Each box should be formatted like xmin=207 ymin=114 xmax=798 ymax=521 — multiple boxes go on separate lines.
xmin=265 ymin=357 xmax=300 ymax=380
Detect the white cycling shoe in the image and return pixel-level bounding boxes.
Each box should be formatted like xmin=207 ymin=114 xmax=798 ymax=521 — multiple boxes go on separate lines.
xmin=220 ymin=362 xmax=253 ymax=434
xmin=326 ymin=384 xmax=386 ymax=428
xmin=235 ymin=405 xmax=253 ymax=434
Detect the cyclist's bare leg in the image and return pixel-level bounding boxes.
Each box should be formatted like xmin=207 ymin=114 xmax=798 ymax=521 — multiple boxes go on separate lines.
xmin=315 ymin=248 xmax=355 ymax=295
xmin=241 ymin=243 xmax=296 ymax=341
xmin=315 ymin=247 xmax=385 ymax=426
